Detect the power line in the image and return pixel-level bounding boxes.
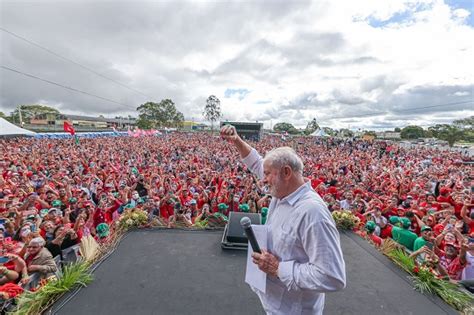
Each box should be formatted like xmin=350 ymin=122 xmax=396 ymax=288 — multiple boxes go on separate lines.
xmin=326 ymin=100 xmax=473 ymax=121
xmin=1 ymin=65 xmax=136 ymax=111
xmin=0 ymin=27 xmax=154 ymax=100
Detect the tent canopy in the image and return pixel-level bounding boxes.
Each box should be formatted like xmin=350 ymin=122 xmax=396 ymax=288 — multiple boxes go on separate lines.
xmin=310 ymin=128 xmax=328 ymax=137
xmin=0 ymin=118 xmax=36 ymax=137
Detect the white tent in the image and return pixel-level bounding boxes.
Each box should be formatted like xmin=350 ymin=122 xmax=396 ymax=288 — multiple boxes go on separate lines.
xmin=0 ymin=118 xmax=36 ymax=137
xmin=310 ymin=128 xmax=328 ymax=137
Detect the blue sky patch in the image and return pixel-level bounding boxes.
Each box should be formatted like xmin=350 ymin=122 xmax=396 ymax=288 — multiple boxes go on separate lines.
xmin=224 ymin=88 xmax=250 ymax=100
xmin=367 ymin=1 xmax=473 ymax=28
xmin=446 ymin=0 xmax=474 ymax=26
xmin=368 ymin=10 xmax=414 ymax=28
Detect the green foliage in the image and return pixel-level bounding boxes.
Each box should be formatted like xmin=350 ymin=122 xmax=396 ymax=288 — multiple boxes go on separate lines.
xmin=331 ymin=211 xmax=360 ymax=230
xmin=428 ymin=124 xmax=465 ymax=147
xmin=10 ymin=104 xmax=59 ymax=124
xmin=14 ymin=262 xmax=93 ymax=315
xmin=0 ymin=111 xmax=6 ymax=119
xmin=118 ymin=208 xmax=149 ymax=230
xmin=385 ymin=249 xmax=472 ymax=311
xmin=136 ymin=99 xmax=184 ymax=128
xmin=387 ymin=249 xmax=415 ymax=274
xmin=203 ymin=95 xmax=222 ymax=131
xmin=274 ymin=122 xmax=299 ymax=134
xmin=453 ymin=116 xmax=474 ymax=129
xmin=400 ymin=125 xmax=425 ymax=139
xmin=304 ymin=118 xmax=319 ymax=135
xmin=338 ymin=128 xmax=354 ymax=138
xmin=432 ymin=278 xmax=473 ymax=311
xmin=394 ymin=127 xmax=401 ymax=132
xmin=323 ymin=127 xmax=336 ymax=136
xmin=136 ymin=117 xmax=153 ymax=129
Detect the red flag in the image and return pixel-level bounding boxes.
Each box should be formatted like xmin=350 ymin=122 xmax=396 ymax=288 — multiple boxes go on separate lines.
xmin=63 ymin=121 xmax=76 ymax=135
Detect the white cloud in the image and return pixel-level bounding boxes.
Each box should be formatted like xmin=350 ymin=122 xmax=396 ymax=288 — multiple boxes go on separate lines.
xmin=0 ymin=0 xmax=472 ymax=130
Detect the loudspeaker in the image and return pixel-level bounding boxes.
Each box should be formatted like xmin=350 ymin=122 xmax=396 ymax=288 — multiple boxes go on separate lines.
xmin=221 ymin=211 xmax=261 ymax=250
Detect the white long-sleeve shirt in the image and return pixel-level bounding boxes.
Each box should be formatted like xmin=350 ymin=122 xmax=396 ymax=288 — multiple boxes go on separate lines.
xmin=243 ymin=149 xmax=346 ymax=315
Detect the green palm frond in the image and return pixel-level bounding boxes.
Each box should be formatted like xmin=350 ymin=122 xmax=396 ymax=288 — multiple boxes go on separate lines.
xmin=12 ymin=262 xmax=93 ymax=315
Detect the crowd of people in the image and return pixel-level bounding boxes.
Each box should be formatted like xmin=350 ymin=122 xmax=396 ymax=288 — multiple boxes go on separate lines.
xmin=0 ymin=131 xmax=473 ymax=302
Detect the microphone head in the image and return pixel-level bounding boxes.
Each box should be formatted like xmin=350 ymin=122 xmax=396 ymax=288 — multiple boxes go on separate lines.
xmin=240 ymin=216 xmax=251 ymax=228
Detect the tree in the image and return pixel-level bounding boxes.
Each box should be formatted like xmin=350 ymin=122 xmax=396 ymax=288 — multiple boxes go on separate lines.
xmin=400 ymin=125 xmax=425 ymax=139
xmin=428 ymin=124 xmax=465 ymax=147
xmin=0 ymin=111 xmax=6 ymax=119
xmin=10 ymin=104 xmax=59 ymax=124
xmin=274 ymin=122 xmax=299 ymax=134
xmin=136 ymin=117 xmax=153 ymax=129
xmin=304 ymin=118 xmax=320 ymax=135
xmin=174 ymin=111 xmax=185 ymax=128
xmin=338 ymin=128 xmax=354 ymax=138
xmin=136 ymin=99 xmax=184 ymax=129
xmin=394 ymin=127 xmax=401 ymax=132
xmin=203 ymin=95 xmax=222 ymax=132
xmin=453 ymin=116 xmax=474 ymax=129
xmin=322 ymin=127 xmax=336 ymax=136
xmin=453 ymin=116 xmax=474 ymax=142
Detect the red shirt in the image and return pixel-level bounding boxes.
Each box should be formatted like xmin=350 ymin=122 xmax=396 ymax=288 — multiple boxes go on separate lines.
xmin=160 ymin=204 xmax=174 ymax=219
xmin=311 ymin=178 xmax=323 ymax=189
xmin=370 ymin=234 xmax=383 ymax=246
xmin=93 ymin=208 xmax=106 ymax=228
xmin=410 ymin=219 xmax=421 ymax=235
xmin=380 ymin=225 xmax=393 ymax=239
xmin=437 ymin=195 xmax=455 ymax=206
xmin=420 ymin=202 xmax=441 ymax=212
xmin=453 ymin=203 xmax=463 ymax=219
xmin=382 ymin=207 xmax=398 ymax=219
xmin=439 ymin=254 xmax=464 ymax=280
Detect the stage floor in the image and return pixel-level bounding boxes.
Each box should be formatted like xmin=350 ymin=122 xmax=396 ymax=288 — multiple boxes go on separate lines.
xmin=50 ymin=229 xmax=457 ymax=315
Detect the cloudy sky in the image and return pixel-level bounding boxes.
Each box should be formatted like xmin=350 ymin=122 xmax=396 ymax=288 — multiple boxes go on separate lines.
xmin=1 ymin=0 xmax=473 ymax=130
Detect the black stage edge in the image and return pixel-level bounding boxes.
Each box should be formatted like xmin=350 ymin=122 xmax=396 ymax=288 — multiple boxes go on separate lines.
xmin=48 ymin=229 xmax=458 ymax=315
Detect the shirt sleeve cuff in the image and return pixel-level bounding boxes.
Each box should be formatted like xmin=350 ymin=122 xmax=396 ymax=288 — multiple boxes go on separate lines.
xmin=241 ymin=148 xmax=259 ymax=168
xmin=278 ymin=260 xmax=295 ymax=289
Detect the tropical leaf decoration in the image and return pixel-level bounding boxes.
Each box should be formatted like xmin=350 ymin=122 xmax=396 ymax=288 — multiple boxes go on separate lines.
xmin=332 ymin=211 xmax=360 ymax=230
xmin=14 ymin=262 xmax=93 ymax=315
xmin=117 ymin=208 xmax=149 ymax=230
xmin=379 ymin=238 xmax=399 ymax=256
xmin=79 ymin=235 xmax=100 ymax=263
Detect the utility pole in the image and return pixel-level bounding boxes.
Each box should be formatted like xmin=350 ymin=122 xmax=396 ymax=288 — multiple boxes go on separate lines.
xmin=18 ymin=105 xmax=23 ymax=127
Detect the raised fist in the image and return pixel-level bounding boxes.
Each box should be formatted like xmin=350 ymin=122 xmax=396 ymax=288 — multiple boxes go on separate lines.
xmin=220 ymin=124 xmax=238 ymax=142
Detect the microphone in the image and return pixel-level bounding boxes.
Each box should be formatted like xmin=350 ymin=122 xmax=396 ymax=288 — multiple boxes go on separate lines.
xmin=240 ymin=217 xmax=261 ymax=253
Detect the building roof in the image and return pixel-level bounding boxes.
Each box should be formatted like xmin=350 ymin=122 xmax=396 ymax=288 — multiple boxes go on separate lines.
xmin=220 ymin=121 xmax=263 ymax=126
xmin=64 ymin=114 xmax=136 ymax=123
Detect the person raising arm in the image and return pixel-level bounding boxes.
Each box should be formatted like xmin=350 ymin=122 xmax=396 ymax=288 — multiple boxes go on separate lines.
xmin=220 ymin=124 xmax=346 ymax=315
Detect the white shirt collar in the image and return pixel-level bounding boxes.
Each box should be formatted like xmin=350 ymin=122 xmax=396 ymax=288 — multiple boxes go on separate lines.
xmin=280 ymin=181 xmax=311 ymax=207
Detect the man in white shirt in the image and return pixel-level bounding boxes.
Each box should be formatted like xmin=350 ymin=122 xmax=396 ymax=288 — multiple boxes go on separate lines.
xmin=221 ymin=125 xmax=346 ymax=315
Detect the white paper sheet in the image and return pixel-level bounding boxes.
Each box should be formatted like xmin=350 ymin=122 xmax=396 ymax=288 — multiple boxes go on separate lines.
xmin=245 ymin=224 xmax=268 ymax=293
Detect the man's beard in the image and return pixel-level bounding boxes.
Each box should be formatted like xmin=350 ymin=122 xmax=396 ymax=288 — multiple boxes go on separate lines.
xmin=269 ymin=174 xmax=284 ymax=198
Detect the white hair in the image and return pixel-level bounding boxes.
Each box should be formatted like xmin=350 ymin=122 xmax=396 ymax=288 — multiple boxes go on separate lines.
xmin=29 ymin=237 xmax=45 ymax=247
xmin=263 ymin=147 xmax=304 ymax=174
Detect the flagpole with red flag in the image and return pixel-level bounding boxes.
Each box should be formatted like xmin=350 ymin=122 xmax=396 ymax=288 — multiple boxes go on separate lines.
xmin=63 ymin=121 xmax=79 ymax=145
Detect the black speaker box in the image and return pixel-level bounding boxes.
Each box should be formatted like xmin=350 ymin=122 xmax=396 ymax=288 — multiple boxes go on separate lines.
xmin=225 ymin=211 xmax=261 ymax=244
